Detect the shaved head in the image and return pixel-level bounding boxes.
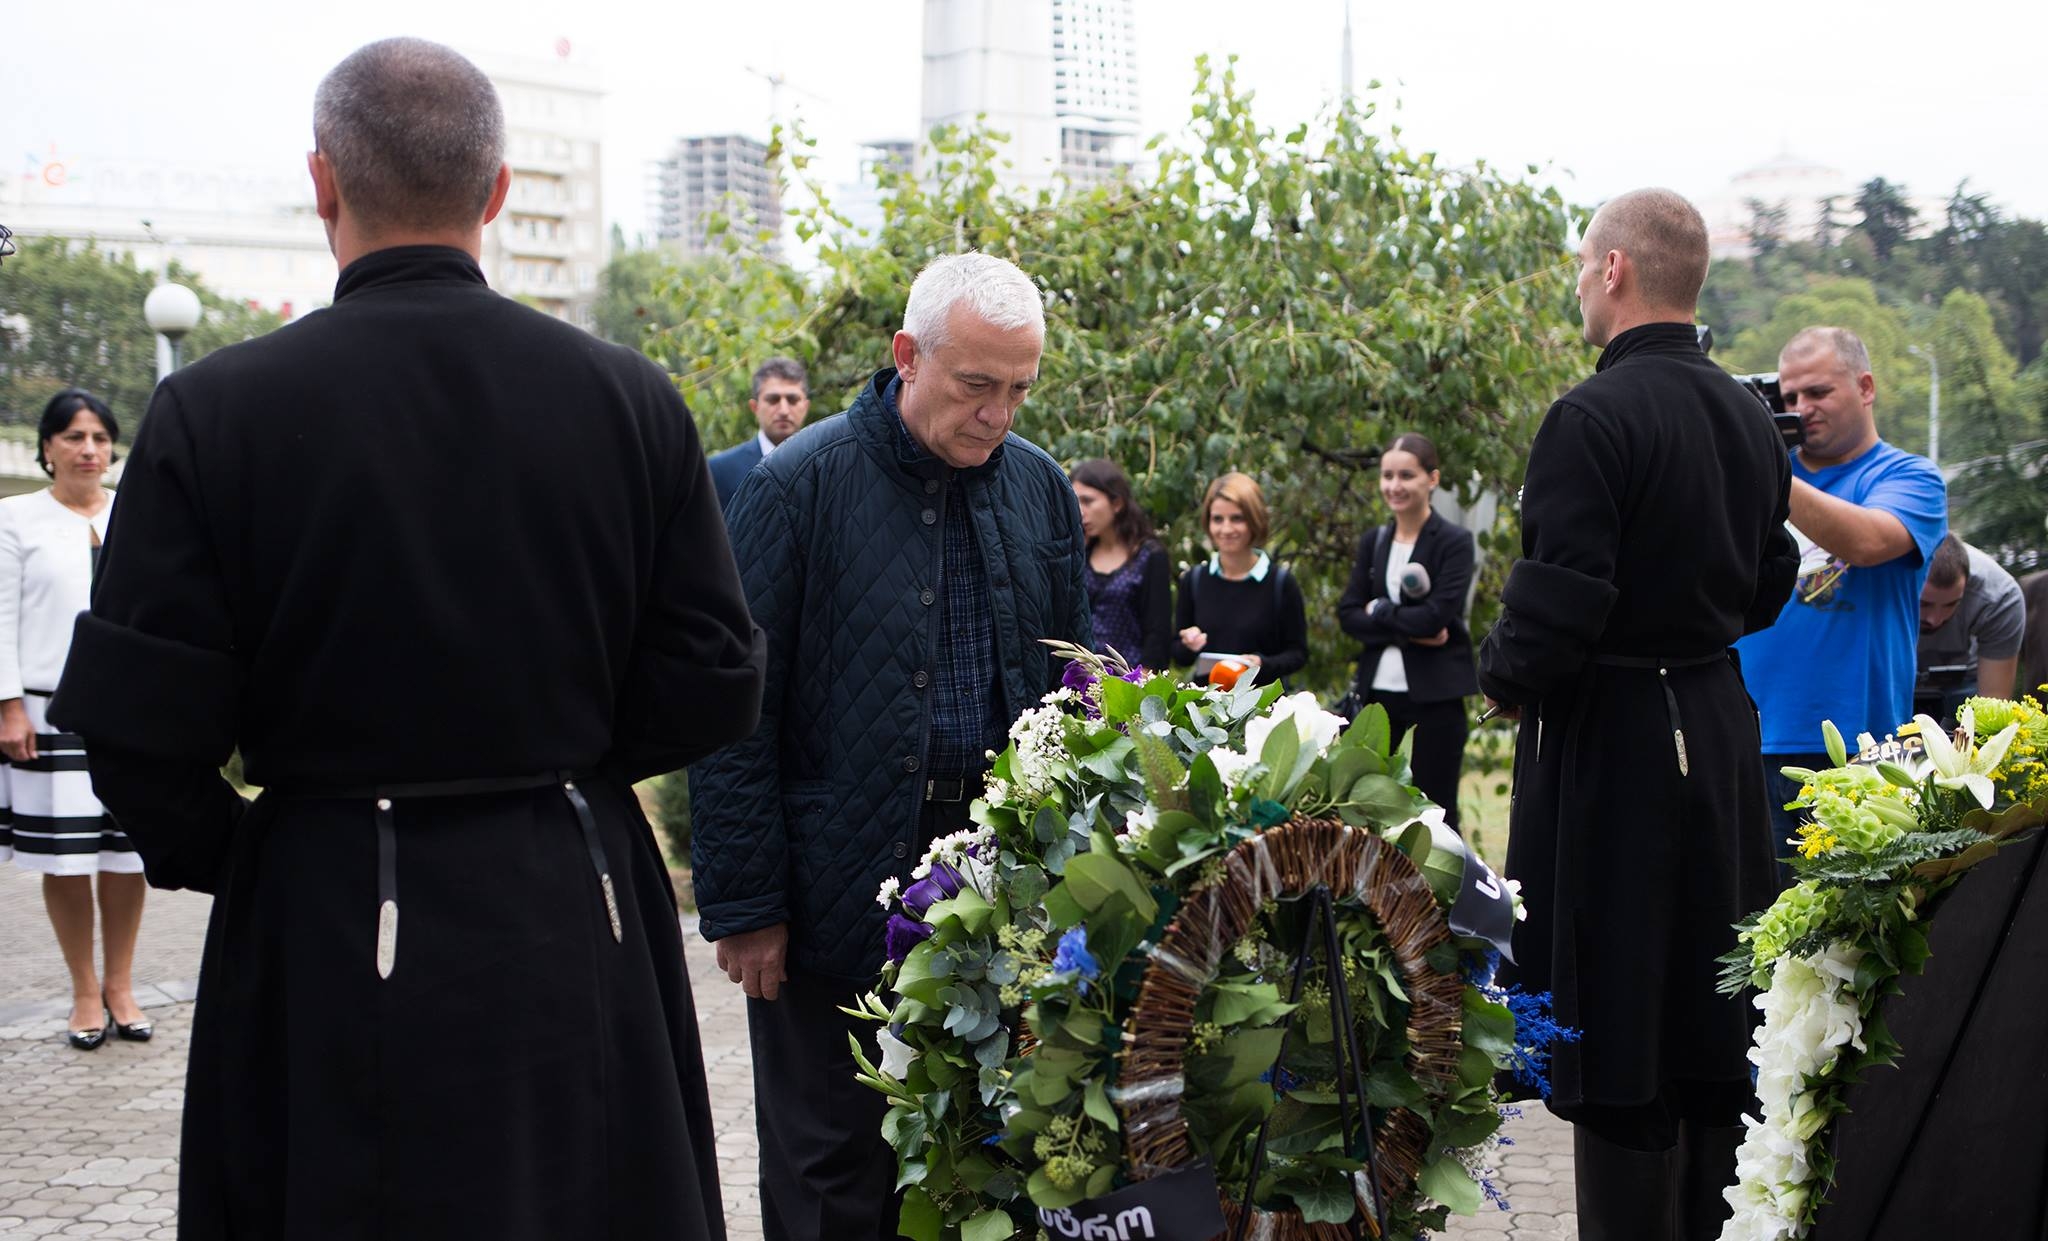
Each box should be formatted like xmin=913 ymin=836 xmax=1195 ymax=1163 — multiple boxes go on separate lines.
xmin=1584 ymin=188 xmax=1711 ymax=313
xmin=1781 ymin=326 xmax=1872 ymax=376
xmin=314 ymin=38 xmax=505 ymax=235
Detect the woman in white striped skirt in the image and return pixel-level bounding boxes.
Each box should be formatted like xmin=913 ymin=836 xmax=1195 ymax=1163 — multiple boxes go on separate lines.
xmin=0 ymin=389 xmax=149 ymax=1050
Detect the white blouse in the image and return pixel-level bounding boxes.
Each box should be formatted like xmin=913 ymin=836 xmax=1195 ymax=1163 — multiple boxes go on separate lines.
xmin=0 ymin=488 xmax=115 ymax=700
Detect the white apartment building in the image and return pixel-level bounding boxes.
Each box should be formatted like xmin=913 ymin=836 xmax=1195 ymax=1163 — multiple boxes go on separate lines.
xmin=0 ymin=151 xmax=335 ymax=320
xmin=4 ymin=50 xmax=607 ymax=331
xmin=921 ymin=0 xmax=1139 ymax=192
xmin=475 ymin=50 xmax=607 ymax=328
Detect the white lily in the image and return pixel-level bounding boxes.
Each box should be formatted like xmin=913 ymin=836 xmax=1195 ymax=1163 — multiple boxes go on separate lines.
xmin=1913 ymin=713 xmax=2019 ymax=809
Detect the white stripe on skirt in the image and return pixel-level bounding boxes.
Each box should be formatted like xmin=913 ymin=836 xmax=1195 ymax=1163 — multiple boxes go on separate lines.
xmin=0 ymin=693 xmax=141 ymax=876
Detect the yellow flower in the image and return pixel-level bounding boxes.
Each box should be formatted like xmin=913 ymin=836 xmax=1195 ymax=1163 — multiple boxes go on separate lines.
xmin=1795 ymin=823 xmax=1840 ymax=859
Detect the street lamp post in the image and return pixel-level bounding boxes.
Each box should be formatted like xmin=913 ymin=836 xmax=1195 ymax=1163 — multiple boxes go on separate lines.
xmin=143 ymin=282 xmax=203 ymax=381
xmin=1908 ymin=343 xmax=1941 ymax=466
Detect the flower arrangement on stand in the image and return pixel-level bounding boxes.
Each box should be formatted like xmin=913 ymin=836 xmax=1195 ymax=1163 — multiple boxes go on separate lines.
xmin=1717 ymin=695 xmax=2048 ymax=1241
xmin=848 ymin=644 xmax=1571 ymax=1241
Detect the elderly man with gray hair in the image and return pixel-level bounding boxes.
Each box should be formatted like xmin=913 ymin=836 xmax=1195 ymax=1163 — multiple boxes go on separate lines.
xmin=692 ymin=252 xmax=1092 ymax=1238
xmin=50 ymin=38 xmax=763 ymax=1240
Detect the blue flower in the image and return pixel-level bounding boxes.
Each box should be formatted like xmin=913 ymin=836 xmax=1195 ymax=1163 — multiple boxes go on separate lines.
xmin=1486 ymin=985 xmax=1580 ymax=1099
xmin=1050 ymin=926 xmax=1101 ymax=993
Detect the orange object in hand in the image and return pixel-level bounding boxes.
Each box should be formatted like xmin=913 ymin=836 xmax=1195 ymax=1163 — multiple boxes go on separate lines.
xmin=1208 ymin=658 xmax=1252 ymax=690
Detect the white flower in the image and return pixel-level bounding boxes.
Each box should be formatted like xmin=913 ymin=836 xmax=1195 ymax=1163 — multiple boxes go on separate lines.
xmin=1244 ymin=691 xmax=1347 ymax=760
xmin=875 ymin=1027 xmax=918 ymax=1078
xmin=1006 ymin=703 xmax=1072 ymax=803
xmin=1914 ymin=712 xmax=2019 ymax=809
xmin=1120 ymin=806 xmax=1157 ymax=839
xmin=1504 ymin=877 xmax=1527 ymax=922
xmin=913 ymin=825 xmax=995 ymax=884
xmin=1205 ymin=746 xmax=1258 ymax=794
xmin=1722 ymin=940 xmax=1867 ymax=1241
xmin=874 ymin=876 xmax=901 ymax=909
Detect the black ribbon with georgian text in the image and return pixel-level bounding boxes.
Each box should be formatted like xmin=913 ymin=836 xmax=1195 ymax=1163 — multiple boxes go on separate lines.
xmin=1036 ymin=1160 xmax=1225 ymax=1241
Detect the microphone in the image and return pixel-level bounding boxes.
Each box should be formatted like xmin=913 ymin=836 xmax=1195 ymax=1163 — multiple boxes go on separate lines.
xmin=1397 ymin=562 xmax=1432 ymax=601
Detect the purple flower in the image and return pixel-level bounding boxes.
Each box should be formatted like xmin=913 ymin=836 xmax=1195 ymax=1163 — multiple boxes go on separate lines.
xmin=1119 ymin=665 xmax=1149 ymax=684
xmin=900 ymin=862 xmax=964 ymax=918
xmin=884 ymin=914 xmax=935 ymax=963
xmin=1061 ymin=660 xmax=1099 ymax=694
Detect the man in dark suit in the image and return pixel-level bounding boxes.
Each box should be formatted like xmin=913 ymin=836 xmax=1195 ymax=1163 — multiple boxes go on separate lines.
xmin=1478 ymin=188 xmax=1797 ymax=1240
xmin=50 ymin=38 xmax=762 ymax=1240
xmin=708 ymin=357 xmax=811 ymax=508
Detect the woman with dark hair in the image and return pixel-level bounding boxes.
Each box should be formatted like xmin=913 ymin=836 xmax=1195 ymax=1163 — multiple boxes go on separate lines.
xmin=1070 ymin=458 xmax=1172 ymax=671
xmin=0 ymin=388 xmax=148 ymax=1048
xmin=1337 ymin=432 xmax=1480 ymax=832
xmin=1173 ymin=471 xmax=1309 ymax=686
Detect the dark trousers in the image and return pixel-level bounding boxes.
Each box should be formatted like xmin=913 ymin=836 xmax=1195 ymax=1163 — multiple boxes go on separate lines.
xmin=749 ymin=796 xmax=974 ymax=1241
xmin=1762 ymin=751 xmax=1830 ymax=884
xmin=1574 ymin=1121 xmax=1742 ymax=1241
xmin=1366 ymin=690 xmax=1468 ymax=833
xmin=749 ymin=969 xmax=896 ymax=1241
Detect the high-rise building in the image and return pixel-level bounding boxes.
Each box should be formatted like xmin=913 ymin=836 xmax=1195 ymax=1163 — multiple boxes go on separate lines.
xmin=920 ymin=0 xmax=1139 ymax=192
xmin=649 ymin=135 xmax=784 ymax=261
xmin=476 ymin=50 xmax=606 ymax=329
xmin=1050 ymin=0 xmax=1141 ymax=185
xmin=837 ymin=140 xmax=918 ymax=242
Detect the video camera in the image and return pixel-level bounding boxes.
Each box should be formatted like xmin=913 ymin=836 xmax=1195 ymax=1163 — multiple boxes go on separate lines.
xmin=1695 ymin=325 xmax=1804 ymax=448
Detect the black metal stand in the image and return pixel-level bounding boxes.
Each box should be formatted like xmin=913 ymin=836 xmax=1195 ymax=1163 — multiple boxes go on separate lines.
xmin=1231 ymin=885 xmax=1391 ymax=1240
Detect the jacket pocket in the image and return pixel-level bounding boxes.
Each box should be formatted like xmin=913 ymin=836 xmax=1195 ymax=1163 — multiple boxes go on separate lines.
xmin=781 ymin=778 xmax=832 ymax=894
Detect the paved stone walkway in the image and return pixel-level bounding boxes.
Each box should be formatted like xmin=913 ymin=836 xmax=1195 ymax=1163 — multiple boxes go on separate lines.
xmin=0 ymin=866 xmax=1576 ymax=1238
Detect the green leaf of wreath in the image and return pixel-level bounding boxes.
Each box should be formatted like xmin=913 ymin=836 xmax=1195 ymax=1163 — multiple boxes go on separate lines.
xmin=961 ymin=1208 xmax=1015 ymax=1241
xmin=1344 ymin=702 xmax=1392 ymax=759
xmin=1417 ymin=1152 xmax=1483 ymax=1215
xmin=1461 ymin=989 xmax=1517 ymax=1058
xmin=1286 ymin=1179 xmax=1359 ymax=1224
xmin=1349 ymin=774 xmax=1416 ymax=826
xmin=898 ymin=1186 xmax=942 ymax=1241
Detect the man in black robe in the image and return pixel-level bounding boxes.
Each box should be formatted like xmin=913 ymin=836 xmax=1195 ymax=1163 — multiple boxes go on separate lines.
xmin=49 ymin=38 xmax=763 ymax=1241
xmin=1478 ymin=188 xmax=1797 ymax=1240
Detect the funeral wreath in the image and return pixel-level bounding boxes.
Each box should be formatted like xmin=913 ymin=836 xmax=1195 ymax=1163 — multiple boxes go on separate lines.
xmin=849 ymin=644 xmax=1574 ymax=1241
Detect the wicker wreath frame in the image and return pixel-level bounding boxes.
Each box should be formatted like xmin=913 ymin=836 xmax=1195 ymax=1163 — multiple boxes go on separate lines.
xmin=1113 ymin=817 xmax=1465 ymax=1237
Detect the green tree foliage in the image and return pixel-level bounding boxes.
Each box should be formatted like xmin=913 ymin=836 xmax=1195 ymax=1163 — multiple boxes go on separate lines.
xmin=593 ymin=245 xmax=695 ymax=351
xmin=1936 ymin=290 xmax=2047 ymax=568
xmin=0 ymin=236 xmax=285 ymax=426
xmin=645 ymin=60 xmax=1590 ymax=691
xmin=1854 ymin=177 xmax=1918 ymax=264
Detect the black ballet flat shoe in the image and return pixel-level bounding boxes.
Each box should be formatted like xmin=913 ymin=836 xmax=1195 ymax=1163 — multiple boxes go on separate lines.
xmin=68 ymin=1015 xmax=109 ymax=1051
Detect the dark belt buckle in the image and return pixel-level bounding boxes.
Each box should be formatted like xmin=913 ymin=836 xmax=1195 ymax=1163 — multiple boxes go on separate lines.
xmin=924 ymin=777 xmax=967 ymax=803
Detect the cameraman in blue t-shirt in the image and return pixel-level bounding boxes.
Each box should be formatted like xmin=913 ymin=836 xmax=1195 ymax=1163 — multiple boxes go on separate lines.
xmin=1734 ymin=326 xmax=1948 ymax=850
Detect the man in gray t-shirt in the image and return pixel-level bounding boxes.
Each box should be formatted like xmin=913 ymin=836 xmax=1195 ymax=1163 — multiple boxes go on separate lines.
xmin=1916 ymin=534 xmax=2026 ymax=723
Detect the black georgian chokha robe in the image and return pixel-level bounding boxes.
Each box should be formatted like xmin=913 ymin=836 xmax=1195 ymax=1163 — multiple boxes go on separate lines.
xmin=50 ymin=246 xmax=765 ymax=1240
xmin=1478 ymin=323 xmax=1798 ymax=1144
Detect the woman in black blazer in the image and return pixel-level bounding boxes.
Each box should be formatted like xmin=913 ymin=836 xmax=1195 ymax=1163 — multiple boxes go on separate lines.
xmin=1336 ymin=433 xmax=1480 ymax=832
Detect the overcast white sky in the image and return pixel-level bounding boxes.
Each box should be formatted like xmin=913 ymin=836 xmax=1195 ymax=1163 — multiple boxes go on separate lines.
xmin=9 ymin=0 xmax=2047 ymax=243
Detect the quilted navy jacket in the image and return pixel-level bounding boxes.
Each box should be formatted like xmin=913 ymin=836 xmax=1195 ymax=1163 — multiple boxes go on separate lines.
xmin=690 ymin=368 xmax=1092 ymax=977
